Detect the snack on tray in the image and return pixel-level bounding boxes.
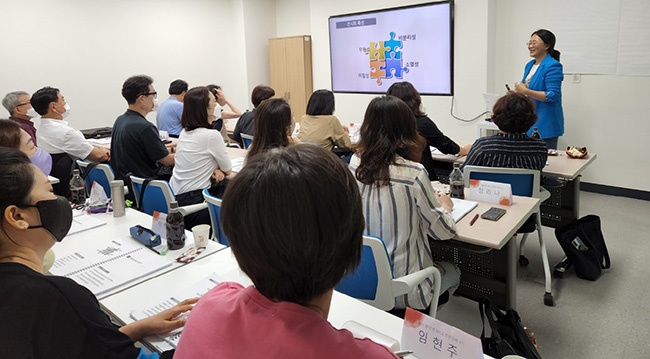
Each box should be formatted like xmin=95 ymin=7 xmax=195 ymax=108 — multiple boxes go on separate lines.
xmin=566 ymin=146 xmax=588 ymax=158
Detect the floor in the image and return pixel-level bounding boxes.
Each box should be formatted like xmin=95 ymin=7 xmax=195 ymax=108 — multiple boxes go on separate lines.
xmin=436 ymin=191 xmax=650 ymax=358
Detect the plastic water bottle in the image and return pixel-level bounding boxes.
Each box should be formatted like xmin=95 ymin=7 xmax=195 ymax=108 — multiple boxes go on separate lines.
xmin=449 ymin=163 xmax=465 ymax=199
xmin=166 ymin=201 xmax=186 ymax=250
xmin=110 ymin=180 xmax=126 ymax=218
xmin=69 ymin=169 xmax=86 ymax=205
xmin=531 ymin=127 xmax=541 ymax=139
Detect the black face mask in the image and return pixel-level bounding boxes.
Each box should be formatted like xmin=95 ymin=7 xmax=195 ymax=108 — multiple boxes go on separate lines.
xmin=22 ymin=196 xmax=73 ymax=242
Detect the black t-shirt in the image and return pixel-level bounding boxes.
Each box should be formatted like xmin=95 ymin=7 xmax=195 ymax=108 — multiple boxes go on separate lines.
xmin=416 ymin=115 xmax=460 ymax=181
xmin=111 ymin=110 xmax=170 ymax=180
xmin=0 ymin=262 xmax=140 ymax=359
xmin=231 ymin=109 xmax=255 ymax=147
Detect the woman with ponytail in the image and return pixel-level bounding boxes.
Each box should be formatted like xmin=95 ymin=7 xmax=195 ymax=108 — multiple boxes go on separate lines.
xmin=514 ymin=29 xmax=565 ymax=150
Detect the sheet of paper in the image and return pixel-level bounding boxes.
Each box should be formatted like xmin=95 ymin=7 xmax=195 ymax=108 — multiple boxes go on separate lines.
xmin=67 ymin=214 xmax=107 ymax=236
xmin=231 ymin=157 xmax=245 ymax=173
xmin=450 ymin=198 xmax=478 ymax=223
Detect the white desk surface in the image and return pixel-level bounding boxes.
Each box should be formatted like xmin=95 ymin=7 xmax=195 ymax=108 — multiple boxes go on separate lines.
xmin=51 ymin=209 xmax=227 ymax=300
xmin=226 ymin=146 xmax=247 ymax=160
xmin=87 ymin=137 xmax=178 ymax=151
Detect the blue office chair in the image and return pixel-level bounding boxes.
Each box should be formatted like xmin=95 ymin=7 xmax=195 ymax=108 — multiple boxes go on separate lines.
xmin=336 ymin=235 xmax=442 ymax=318
xmin=129 ymin=175 xmax=207 ymax=217
xmin=76 ymin=160 xmax=115 ymax=198
xmin=240 ymin=134 xmax=253 ymax=150
xmin=463 ymin=165 xmax=554 ymax=306
xmin=202 ymin=189 xmax=229 ymax=246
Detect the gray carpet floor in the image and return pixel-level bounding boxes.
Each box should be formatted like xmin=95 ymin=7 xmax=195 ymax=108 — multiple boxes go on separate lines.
xmin=436 ymin=191 xmax=650 ymax=359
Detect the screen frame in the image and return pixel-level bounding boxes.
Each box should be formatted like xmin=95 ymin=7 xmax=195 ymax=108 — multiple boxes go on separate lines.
xmin=328 ymin=0 xmax=455 ymax=96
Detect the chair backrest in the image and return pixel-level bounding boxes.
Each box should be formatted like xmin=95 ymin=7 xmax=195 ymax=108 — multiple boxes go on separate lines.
xmin=240 ymin=134 xmax=253 ymax=149
xmin=50 ymin=153 xmax=75 ymax=198
xmin=335 ymin=235 xmax=396 ymax=311
xmin=129 ymin=175 xmax=175 ymax=215
xmin=202 ymin=189 xmax=229 ymax=246
xmin=76 ymin=160 xmax=115 ymax=198
xmin=463 ymin=165 xmax=540 ymax=198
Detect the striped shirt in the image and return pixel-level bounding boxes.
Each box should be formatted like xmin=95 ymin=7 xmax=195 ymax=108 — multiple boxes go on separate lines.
xmin=463 ymin=133 xmax=548 ymax=170
xmin=350 ymin=155 xmax=456 ymax=310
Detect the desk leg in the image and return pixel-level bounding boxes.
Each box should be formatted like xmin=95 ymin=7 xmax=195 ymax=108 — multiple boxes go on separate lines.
xmin=506 ymin=236 xmax=517 ymax=309
xmin=572 ymin=175 xmax=581 ymax=219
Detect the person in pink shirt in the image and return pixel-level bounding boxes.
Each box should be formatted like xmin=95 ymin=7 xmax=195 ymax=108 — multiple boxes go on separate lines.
xmin=174 ymin=145 xmax=398 ymax=359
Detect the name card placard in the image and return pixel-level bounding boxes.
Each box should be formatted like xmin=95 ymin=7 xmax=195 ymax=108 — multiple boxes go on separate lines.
xmin=402 ymin=308 xmax=483 ymax=359
xmin=152 ymin=211 xmax=168 ymax=239
xmin=468 ymin=179 xmax=513 ymax=206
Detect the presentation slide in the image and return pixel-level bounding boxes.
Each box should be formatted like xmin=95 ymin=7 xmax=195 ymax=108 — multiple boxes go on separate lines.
xmin=329 ymin=2 xmax=452 ymax=95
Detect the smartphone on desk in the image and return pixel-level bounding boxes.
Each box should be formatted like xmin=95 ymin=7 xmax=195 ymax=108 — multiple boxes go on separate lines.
xmin=481 ymin=207 xmax=507 ymax=221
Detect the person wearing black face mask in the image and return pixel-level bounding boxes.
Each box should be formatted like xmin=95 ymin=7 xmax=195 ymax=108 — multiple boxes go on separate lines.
xmin=0 ymin=148 xmax=197 ymax=359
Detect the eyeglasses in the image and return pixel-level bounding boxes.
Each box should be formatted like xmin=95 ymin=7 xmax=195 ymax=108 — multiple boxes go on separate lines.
xmin=142 ymin=92 xmax=158 ymax=99
xmin=526 ymin=41 xmax=542 ymax=47
xmin=16 ymin=102 xmax=31 ymax=107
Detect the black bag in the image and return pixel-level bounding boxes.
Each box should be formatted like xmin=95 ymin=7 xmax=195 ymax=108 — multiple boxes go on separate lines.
xmin=555 ymin=215 xmax=610 ymax=281
xmin=479 ymin=298 xmax=542 ymax=359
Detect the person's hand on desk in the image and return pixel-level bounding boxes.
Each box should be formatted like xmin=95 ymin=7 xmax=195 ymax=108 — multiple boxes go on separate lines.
xmin=119 ymin=297 xmax=200 ymax=341
xmin=457 ymin=144 xmax=471 ymax=156
xmin=211 ymin=168 xmax=226 ymax=182
xmin=435 ymin=192 xmax=454 ymax=213
xmin=87 ymin=147 xmax=110 ymax=162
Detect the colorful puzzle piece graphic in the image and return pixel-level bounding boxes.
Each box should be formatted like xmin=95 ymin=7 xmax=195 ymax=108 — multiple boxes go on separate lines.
xmin=382 ymin=58 xmax=409 ymax=79
xmin=384 ymin=32 xmax=403 ymax=60
xmin=369 ymin=41 xmax=389 ymax=61
xmin=370 ymin=60 xmax=386 ymax=84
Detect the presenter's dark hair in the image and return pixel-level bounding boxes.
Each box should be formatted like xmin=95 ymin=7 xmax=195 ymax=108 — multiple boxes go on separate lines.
xmin=247 ymin=98 xmax=292 ymax=160
xmin=30 ymin=87 xmax=60 ymax=116
xmin=532 ymin=29 xmax=560 ymax=61
xmin=206 ymin=84 xmax=221 ymax=100
xmin=386 ymin=81 xmax=425 ymax=117
xmin=0 ymin=147 xmax=33 ymax=215
xmin=121 ymin=75 xmax=154 ymax=104
xmin=492 ymin=93 xmax=538 ymax=134
xmin=355 ymin=96 xmax=425 ymax=186
xmin=305 ymin=89 xmax=335 ymax=116
xmin=251 ymin=85 xmax=275 ymax=108
xmin=169 ymin=79 xmax=188 ymax=95
xmin=181 ymin=87 xmax=211 ymax=131
xmin=221 ymin=145 xmax=364 ymax=305
xmin=0 ymin=119 xmax=23 ymax=149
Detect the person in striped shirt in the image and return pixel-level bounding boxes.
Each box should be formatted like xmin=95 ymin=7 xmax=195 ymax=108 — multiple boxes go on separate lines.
xmin=350 ymin=95 xmax=460 ymax=312
xmin=464 ymin=93 xmax=548 ymax=170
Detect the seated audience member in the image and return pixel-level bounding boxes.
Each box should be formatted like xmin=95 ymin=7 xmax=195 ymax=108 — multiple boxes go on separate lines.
xmin=0 ymin=119 xmax=51 ymax=175
xmin=387 ymin=82 xmax=470 ymax=181
xmin=350 ymin=96 xmax=460 ymax=313
xmin=464 ymin=92 xmax=547 ymax=170
xmin=231 ymin=84 xmax=275 ymax=147
xmin=31 ymin=87 xmax=110 ymax=163
xmin=0 ymin=147 xmax=196 ymax=359
xmin=174 ymin=145 xmax=398 ymax=359
xmin=206 ymin=84 xmax=242 ymax=143
xmin=298 ymin=89 xmax=351 ymax=152
xmin=170 ymin=87 xmax=232 ymax=229
xmin=111 ymin=75 xmax=174 ymax=183
xmin=246 ymin=98 xmax=299 ymax=161
xmin=2 ymin=91 xmax=39 ymax=144
xmin=156 ymin=79 xmax=188 ymax=137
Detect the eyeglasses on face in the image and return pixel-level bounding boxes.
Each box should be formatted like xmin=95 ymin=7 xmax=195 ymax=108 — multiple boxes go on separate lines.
xmin=142 ymin=92 xmax=158 ymax=99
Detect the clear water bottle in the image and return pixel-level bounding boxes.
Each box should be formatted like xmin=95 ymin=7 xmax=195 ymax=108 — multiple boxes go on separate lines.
xmin=166 ymin=201 xmax=186 ymax=250
xmin=531 ymin=127 xmax=541 ymax=139
xmin=449 ymin=163 xmax=465 ymax=199
xmin=69 ymin=169 xmax=86 ymax=205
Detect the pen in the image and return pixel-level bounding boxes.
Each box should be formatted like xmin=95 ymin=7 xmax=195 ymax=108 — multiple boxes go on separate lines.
xmin=469 ymin=213 xmax=479 ymax=226
xmin=395 ymin=350 xmax=413 ymax=357
xmin=145 ymin=245 xmax=161 ymax=255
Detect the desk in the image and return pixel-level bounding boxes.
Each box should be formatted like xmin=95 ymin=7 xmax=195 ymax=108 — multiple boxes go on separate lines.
xmin=87 ymin=137 xmax=178 ymax=153
xmin=51 ymin=209 xmax=226 ymax=300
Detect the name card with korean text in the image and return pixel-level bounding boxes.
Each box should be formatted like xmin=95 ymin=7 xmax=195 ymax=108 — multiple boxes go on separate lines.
xmin=402 ymin=308 xmax=483 ymax=359
xmin=468 ymin=179 xmax=513 ymax=206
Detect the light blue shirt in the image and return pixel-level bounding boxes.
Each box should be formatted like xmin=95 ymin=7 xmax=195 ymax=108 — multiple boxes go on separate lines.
xmin=156 ymin=96 xmax=183 ymax=136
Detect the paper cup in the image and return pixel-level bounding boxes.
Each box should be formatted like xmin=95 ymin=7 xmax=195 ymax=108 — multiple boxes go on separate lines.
xmin=192 ymin=224 xmax=210 ymax=248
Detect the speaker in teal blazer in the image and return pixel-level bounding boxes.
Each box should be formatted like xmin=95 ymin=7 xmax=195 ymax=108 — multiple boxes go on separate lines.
xmin=522 ymin=53 xmax=564 ymax=139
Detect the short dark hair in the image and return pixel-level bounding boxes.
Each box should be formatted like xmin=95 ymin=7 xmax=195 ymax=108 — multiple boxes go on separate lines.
xmin=222 ymin=145 xmax=364 ymax=305
xmin=305 ymin=89 xmax=335 ymax=116
xmin=251 ymin=85 xmax=275 ymax=108
xmin=121 ymin=75 xmax=154 ymax=104
xmin=247 ymin=98 xmax=292 ymax=160
xmin=355 ymin=96 xmax=425 ymax=186
xmin=0 ymin=147 xmax=34 ymax=215
xmin=30 ymin=87 xmax=60 ymax=116
xmin=169 ymin=79 xmax=188 ymax=95
xmin=206 ymin=84 xmax=221 ymax=100
xmin=492 ymin=93 xmax=538 ymax=134
xmin=181 ymin=87 xmax=211 ymax=131
xmin=386 ymin=81 xmax=425 ymax=117
xmin=532 ymin=29 xmax=560 ymax=61
xmin=0 ymin=119 xmax=23 ymax=149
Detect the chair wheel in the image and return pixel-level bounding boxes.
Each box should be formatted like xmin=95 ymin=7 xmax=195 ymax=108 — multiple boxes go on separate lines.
xmin=544 ymin=292 xmax=554 ymax=306
xmin=518 ymin=255 xmax=529 ymax=266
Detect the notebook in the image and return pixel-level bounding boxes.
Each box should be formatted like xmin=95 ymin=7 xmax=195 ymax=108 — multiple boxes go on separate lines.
xmin=67 ymin=215 xmax=107 ymax=236
xmin=451 ymin=198 xmax=479 ymax=222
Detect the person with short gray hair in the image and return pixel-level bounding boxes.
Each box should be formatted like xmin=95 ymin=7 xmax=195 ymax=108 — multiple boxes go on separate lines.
xmin=2 ymin=91 xmax=39 ymax=145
